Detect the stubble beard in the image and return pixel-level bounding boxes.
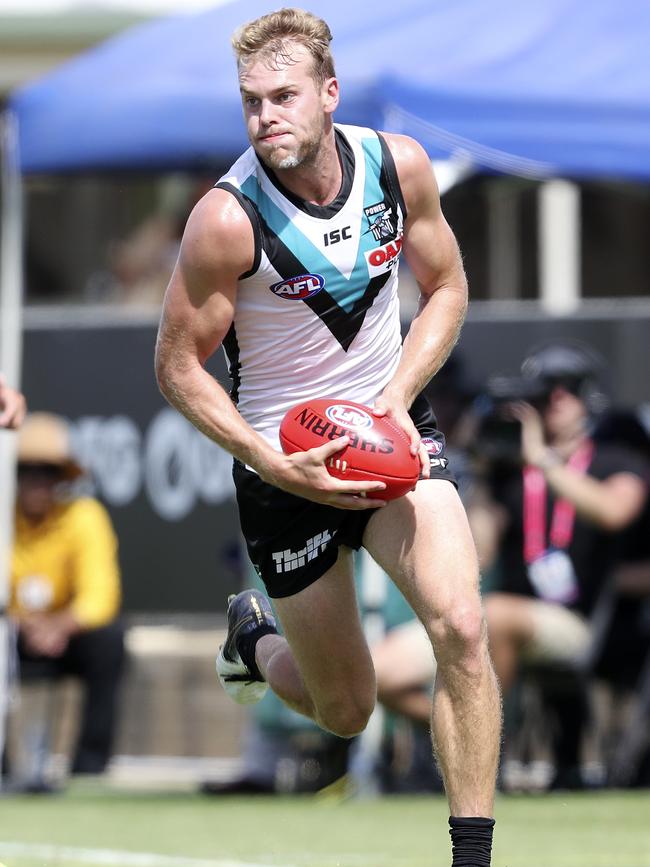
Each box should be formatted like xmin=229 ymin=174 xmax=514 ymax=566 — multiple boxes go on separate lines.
xmin=260 ymin=118 xmax=324 ymax=172
xmin=275 ymin=152 xmax=301 ymax=170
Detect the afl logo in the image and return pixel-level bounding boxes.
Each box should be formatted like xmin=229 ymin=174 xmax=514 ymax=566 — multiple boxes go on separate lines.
xmin=325 ymin=405 xmax=373 ymax=430
xmin=270 ymin=273 xmax=324 ymax=300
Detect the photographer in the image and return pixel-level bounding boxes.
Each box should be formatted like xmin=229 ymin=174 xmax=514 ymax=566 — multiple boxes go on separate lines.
xmin=470 ymin=341 xmax=648 ymax=789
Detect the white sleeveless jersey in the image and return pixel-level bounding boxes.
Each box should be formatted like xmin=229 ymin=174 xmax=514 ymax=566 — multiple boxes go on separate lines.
xmin=217 ymin=123 xmax=407 ymax=451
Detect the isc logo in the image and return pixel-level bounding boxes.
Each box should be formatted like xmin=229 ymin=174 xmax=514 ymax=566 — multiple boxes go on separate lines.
xmin=270 ymin=273 xmax=325 ymax=300
xmin=325 ymin=404 xmax=373 ymax=430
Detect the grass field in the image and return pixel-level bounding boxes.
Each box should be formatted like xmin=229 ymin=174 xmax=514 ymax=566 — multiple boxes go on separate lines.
xmin=1 ymin=785 xmax=649 ymax=867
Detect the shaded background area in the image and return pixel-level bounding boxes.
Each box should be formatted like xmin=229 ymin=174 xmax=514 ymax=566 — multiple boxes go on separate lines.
xmin=19 ymin=309 xmax=650 ymax=615
xmin=21 ymin=320 xmax=241 ymax=613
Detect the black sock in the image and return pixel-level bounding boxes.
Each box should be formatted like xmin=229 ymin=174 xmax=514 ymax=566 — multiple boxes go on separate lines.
xmin=236 ymin=625 xmax=277 ymax=681
xmin=449 ymin=816 xmax=495 ymax=867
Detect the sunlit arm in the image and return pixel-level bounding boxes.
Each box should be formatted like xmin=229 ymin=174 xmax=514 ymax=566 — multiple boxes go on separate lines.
xmin=154 ymin=189 xmax=282 ymax=482
xmin=381 ymin=134 xmax=468 ymax=408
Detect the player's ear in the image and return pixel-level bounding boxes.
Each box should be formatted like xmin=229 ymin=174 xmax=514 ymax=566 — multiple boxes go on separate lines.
xmin=322 ymin=77 xmax=339 ymax=115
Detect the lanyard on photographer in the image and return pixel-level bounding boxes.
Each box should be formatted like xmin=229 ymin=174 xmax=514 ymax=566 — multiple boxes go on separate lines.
xmin=523 ymin=439 xmax=594 ymax=563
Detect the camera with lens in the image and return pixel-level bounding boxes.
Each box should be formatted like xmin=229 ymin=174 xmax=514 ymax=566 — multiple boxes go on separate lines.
xmin=471 ymin=340 xmax=608 ymax=468
xmin=484 ymin=374 xmax=552 ymax=407
xmin=472 ymin=375 xmax=553 ymax=466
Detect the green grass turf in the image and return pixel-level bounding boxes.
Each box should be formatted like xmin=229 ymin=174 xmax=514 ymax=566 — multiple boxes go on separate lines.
xmin=0 ymin=786 xmax=649 ymax=867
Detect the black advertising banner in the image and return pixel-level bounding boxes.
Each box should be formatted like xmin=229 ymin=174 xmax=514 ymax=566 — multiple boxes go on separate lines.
xmin=22 ymin=319 xmax=242 ymax=614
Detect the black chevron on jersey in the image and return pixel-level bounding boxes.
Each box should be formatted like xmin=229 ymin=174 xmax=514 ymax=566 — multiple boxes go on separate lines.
xmin=255 ymin=209 xmax=391 ymax=352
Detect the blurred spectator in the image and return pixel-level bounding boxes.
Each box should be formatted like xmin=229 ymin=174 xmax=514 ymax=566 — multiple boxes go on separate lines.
xmin=0 ymin=375 xmax=27 ymax=429
xmin=372 ymin=617 xmax=434 ymax=729
xmin=8 ymin=413 xmax=125 ymax=779
xmin=469 ymin=341 xmax=648 ymax=789
xmin=589 ymin=409 xmax=650 ymax=786
xmin=91 ymin=180 xmax=215 ymax=306
xmin=107 ymin=212 xmax=183 ymax=306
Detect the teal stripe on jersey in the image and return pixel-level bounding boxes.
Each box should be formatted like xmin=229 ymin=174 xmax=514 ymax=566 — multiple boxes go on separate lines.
xmin=360 ymin=133 xmax=387 ymax=225
xmin=240 ymin=146 xmax=391 ymax=313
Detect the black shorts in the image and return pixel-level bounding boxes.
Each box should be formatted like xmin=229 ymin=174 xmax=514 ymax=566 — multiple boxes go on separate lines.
xmin=233 ymin=393 xmax=456 ymax=598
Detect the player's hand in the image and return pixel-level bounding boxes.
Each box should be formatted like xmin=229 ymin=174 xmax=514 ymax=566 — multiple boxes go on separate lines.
xmin=373 ymin=392 xmax=430 ymax=479
xmin=270 ymin=437 xmax=387 ymax=509
xmin=0 ymin=375 xmax=27 ymax=429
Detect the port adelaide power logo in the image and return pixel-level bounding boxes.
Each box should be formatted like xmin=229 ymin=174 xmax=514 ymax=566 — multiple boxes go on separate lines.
xmin=270 ymin=273 xmax=325 ymax=300
xmin=364 ymin=201 xmax=395 ymax=242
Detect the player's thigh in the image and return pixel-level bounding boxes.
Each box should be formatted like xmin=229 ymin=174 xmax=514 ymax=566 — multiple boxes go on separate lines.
xmin=272 ymin=545 xmax=376 ymax=710
xmin=363 ymin=480 xmax=481 ymax=638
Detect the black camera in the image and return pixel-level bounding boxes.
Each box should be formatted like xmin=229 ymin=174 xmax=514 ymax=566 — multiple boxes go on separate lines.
xmin=471 ymin=376 xmax=548 ymax=467
xmin=484 ymin=374 xmax=552 ymax=407
xmin=472 ymin=341 xmax=608 ymax=468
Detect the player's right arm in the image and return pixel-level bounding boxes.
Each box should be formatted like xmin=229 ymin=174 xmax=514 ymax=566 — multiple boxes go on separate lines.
xmin=155 ymin=189 xmax=385 ymax=509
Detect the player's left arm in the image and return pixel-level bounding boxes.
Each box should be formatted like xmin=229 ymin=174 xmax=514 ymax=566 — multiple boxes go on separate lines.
xmin=374 ymin=134 xmax=468 ymax=466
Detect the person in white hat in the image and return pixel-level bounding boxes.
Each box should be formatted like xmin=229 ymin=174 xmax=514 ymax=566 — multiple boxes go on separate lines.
xmin=9 ymin=413 xmax=125 ymax=779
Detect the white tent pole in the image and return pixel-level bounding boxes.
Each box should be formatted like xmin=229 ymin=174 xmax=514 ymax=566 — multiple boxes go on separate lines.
xmin=538 ymin=179 xmax=581 ymax=314
xmin=0 ymin=109 xmax=24 ymax=787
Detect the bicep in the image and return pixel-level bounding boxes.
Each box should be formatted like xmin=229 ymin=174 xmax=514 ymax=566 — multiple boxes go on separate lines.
xmin=403 ymin=202 xmax=465 ymax=296
xmin=159 ymin=258 xmax=237 ymax=367
xmin=156 ymin=190 xmax=254 ymax=369
xmin=384 ymin=133 xmax=466 ymax=296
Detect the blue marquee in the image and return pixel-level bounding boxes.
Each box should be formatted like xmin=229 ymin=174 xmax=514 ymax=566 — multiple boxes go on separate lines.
xmin=9 ymin=0 xmax=650 ymax=179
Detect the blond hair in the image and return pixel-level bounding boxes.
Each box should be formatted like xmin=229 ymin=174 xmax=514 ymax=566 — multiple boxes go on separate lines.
xmin=232 ymin=7 xmax=335 ymax=86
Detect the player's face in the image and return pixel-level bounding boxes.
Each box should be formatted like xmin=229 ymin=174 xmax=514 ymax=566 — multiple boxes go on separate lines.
xmin=239 ymin=46 xmax=338 ymax=171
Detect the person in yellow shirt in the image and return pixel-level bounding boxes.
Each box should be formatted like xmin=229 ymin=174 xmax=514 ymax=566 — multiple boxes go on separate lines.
xmin=9 ymin=413 xmax=125 ymax=776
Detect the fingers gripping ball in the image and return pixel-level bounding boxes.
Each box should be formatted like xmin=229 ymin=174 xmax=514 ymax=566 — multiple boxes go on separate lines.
xmin=280 ymin=399 xmax=419 ymax=500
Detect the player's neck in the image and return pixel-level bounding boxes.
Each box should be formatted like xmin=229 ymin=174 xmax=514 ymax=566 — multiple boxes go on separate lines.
xmin=272 ymin=129 xmax=341 ymax=206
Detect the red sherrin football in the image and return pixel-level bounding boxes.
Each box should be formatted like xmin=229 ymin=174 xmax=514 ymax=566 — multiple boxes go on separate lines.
xmin=279 ymin=398 xmax=419 ymax=501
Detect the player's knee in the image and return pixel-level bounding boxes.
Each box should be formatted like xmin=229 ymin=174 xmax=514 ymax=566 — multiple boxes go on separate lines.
xmin=428 ymin=602 xmax=486 ymax=664
xmin=318 ymin=698 xmax=374 ymax=739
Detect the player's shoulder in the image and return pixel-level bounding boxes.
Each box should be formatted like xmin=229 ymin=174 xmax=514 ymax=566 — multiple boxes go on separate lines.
xmin=180 ymin=185 xmax=254 ymax=274
xmin=378 ymin=132 xmax=438 ymax=210
xmin=379 ymin=132 xmax=433 ymax=176
xmin=185 ymin=186 xmax=252 ymax=245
